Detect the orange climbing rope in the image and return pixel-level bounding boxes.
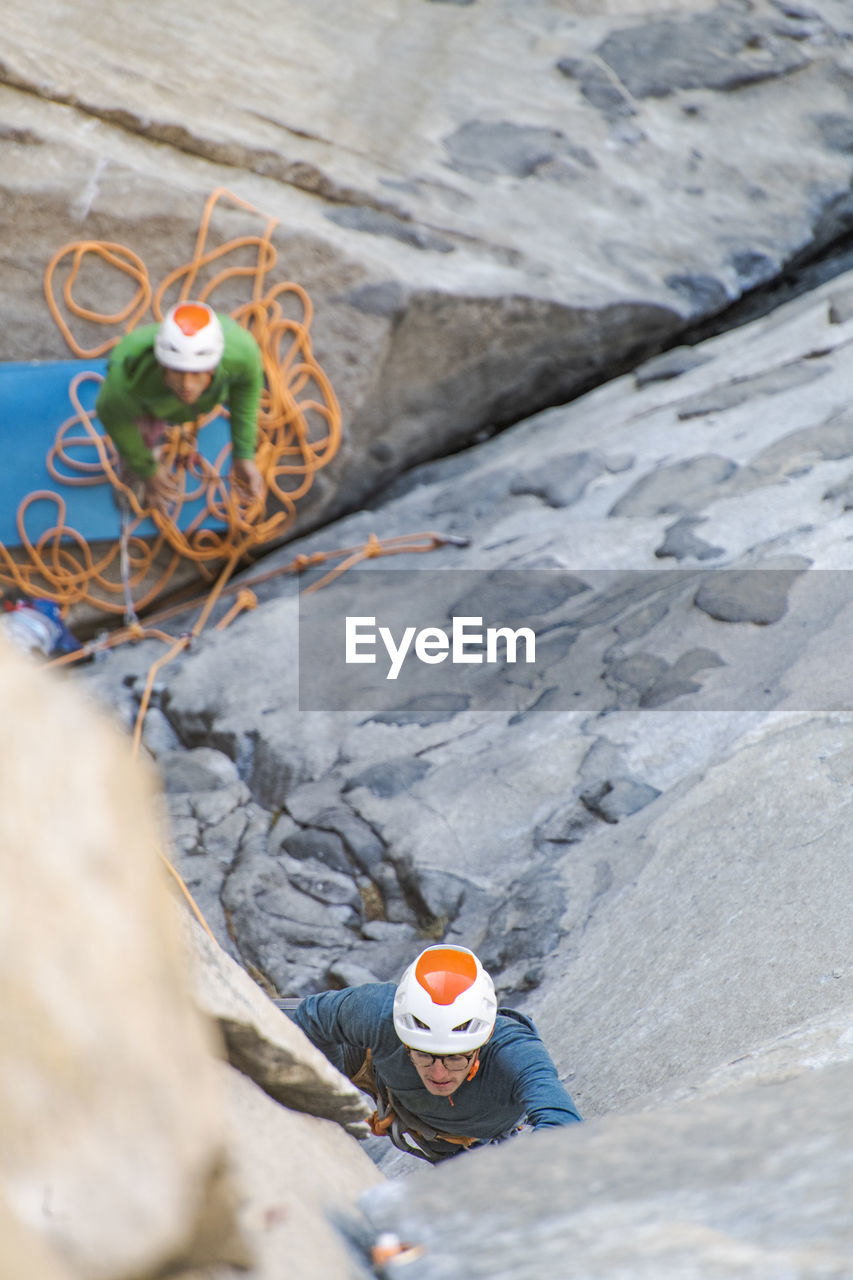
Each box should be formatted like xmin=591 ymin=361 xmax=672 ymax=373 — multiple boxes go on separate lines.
xmin=44 ymin=527 xmax=467 ymax=676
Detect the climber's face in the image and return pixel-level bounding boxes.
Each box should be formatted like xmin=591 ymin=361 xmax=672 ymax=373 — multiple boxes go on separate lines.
xmin=407 ymin=1049 xmax=475 ymax=1097
xmin=162 ymin=367 xmax=215 ymax=404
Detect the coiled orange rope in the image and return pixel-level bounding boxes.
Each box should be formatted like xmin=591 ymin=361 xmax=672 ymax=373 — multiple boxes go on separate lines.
xmin=2 ymin=187 xmax=341 ymax=614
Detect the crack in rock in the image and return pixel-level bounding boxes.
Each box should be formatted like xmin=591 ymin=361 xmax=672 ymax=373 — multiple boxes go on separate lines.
xmin=0 ymin=61 xmax=405 ymax=215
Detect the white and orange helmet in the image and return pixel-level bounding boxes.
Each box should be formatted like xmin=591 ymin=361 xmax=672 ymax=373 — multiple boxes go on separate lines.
xmin=393 ymin=945 xmax=497 ymax=1055
xmin=155 ymin=301 xmax=225 ymax=371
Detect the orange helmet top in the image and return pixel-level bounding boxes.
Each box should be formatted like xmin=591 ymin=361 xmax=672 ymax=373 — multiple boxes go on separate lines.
xmin=415 ymin=947 xmax=478 ymax=1005
xmin=172 ymin=302 xmax=216 ymax=336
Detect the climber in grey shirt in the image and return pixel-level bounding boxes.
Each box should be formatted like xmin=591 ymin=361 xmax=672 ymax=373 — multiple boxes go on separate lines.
xmin=293 ymin=944 xmax=581 ymax=1162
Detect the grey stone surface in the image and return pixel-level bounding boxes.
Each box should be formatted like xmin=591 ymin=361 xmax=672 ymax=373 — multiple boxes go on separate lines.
xmin=693 ymin=559 xmax=810 ymax=624
xmin=828 ymin=283 xmax=853 ymax=322
xmin=325 ymin=206 xmax=455 ymax=253
xmin=180 ymin=913 xmax=372 ymax=1133
xmin=595 ymin=8 xmax=809 ymax=99
xmin=139 ymin=706 xmax=183 ymax=757
xmin=0 ymin=640 xmax=238 ymax=1280
xmin=556 ymin=56 xmax=638 ymax=123
xmin=609 ymin=455 xmax=738 ymax=516
xmin=326 ymin=960 xmax=383 ymax=988
xmin=344 ymin=758 xmax=432 ymax=799
xmin=639 ymin=648 xmax=726 ymax=707
xmin=35 ymin=5 xmax=853 ymax=1254
xmin=530 ymin=714 xmax=853 ymax=1118
xmin=361 ymin=1061 xmax=853 ymax=1279
xmin=664 ymin=271 xmax=729 ymax=316
xmin=360 ymin=920 xmax=420 ymax=944
xmin=442 ymin=121 xmax=596 ymax=180
xmin=674 ymin=360 xmax=830 ymax=420
xmin=159 ymin=748 xmax=241 ymax=793
xmin=285 ymin=857 xmax=364 ymax=910
xmin=634 ymin=1003 xmax=853 ymax=1111
xmin=580 ymin=777 xmax=662 ymax=822
xmin=508 ymin=452 xmax=605 ymax=508
xmin=280 ymin=827 xmax=354 ymax=875
xmin=633 ymin=345 xmax=711 ymax=386
xmin=823 ymin=471 xmax=853 ymax=508
xmin=815 ymin=110 xmax=853 ymax=153
xmin=366 ymin=694 xmax=471 ymax=727
xmin=192 ymin=789 xmax=247 ymax=827
xmin=747 ymin=411 xmax=853 ymax=477
xmin=655 ymin=515 xmax=725 ymax=561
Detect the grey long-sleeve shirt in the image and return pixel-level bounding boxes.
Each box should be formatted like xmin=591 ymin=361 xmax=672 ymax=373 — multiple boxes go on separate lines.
xmin=294 ymin=982 xmax=582 ymax=1144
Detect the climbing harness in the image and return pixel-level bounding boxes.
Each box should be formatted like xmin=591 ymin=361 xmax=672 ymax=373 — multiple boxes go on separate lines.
xmin=352 ymin=1049 xmax=480 ymax=1163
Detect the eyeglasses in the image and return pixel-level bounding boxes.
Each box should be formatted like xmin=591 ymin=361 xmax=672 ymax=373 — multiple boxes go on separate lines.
xmin=407 ymin=1048 xmax=476 ymax=1070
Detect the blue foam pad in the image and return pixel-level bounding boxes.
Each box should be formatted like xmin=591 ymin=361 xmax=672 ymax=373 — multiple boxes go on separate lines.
xmin=0 ymin=358 xmax=232 ymax=547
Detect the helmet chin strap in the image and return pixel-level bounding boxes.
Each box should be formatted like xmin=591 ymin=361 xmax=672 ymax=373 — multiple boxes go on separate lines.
xmin=466 ymin=1026 xmax=493 ymax=1081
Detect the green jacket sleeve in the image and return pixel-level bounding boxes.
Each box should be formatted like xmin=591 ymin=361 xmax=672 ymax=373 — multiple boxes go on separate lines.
xmin=94 ymin=389 xmax=157 ymax=476
xmin=95 ymin=364 xmax=158 ymax=478
xmin=220 ymin=320 xmax=264 ymax=460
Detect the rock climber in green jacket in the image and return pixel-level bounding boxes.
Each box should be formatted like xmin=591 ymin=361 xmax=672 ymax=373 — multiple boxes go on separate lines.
xmin=95 ymin=300 xmax=264 ymax=512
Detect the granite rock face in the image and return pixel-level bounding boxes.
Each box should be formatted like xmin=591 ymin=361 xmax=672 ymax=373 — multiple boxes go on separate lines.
xmin=60 ymin=252 xmax=853 ymax=1261
xmin=212 ymin=1064 xmax=382 ymax=1280
xmin=181 ymin=912 xmax=372 ymax=1133
xmin=0 ymin=638 xmax=236 ymax=1279
xmin=10 ymin=3 xmax=853 ymax=1273
xmin=0 ymin=636 xmax=387 ymax=1280
xmin=6 ymin=0 xmax=853 ymax=533
xmin=81 ymin=262 xmax=853 ymax=1122
xmin=361 ymin=1055 xmax=853 ymax=1278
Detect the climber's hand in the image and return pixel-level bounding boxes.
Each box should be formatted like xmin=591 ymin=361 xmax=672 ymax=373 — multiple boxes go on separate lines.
xmin=231 ymin=457 xmax=264 ymax=504
xmin=142 ymin=465 xmax=180 ymax=514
